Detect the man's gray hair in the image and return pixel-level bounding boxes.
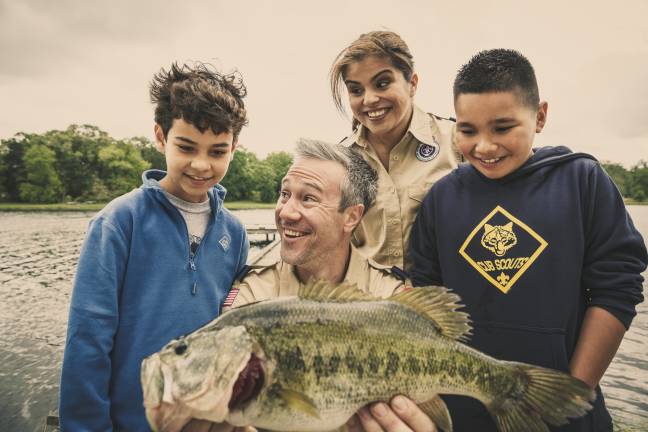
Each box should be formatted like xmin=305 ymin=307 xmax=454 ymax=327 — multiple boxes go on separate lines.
xmin=294 ymin=138 xmax=378 ymax=214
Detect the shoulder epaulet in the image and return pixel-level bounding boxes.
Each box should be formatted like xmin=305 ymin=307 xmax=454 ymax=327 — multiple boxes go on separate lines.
xmin=389 ymin=266 xmax=409 ymax=282
xmin=430 ymin=113 xmax=456 ymax=123
xmin=235 ymin=265 xmax=252 ymax=282
xmin=237 ymin=261 xmax=279 ymax=281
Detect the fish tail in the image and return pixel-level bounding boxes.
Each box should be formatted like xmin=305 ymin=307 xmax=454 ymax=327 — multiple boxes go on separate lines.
xmin=487 ymin=363 xmax=595 ymax=432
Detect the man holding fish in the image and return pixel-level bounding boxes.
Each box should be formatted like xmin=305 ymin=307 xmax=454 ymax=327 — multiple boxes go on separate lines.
xmin=224 ymin=138 xmax=435 ymax=431
xmin=141 ymin=139 xmax=595 ymax=432
xmin=150 ymin=139 xmax=440 ymax=431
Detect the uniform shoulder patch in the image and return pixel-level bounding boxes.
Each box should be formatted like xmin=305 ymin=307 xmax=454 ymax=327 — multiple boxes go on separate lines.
xmin=224 ymin=262 xmax=279 ymax=309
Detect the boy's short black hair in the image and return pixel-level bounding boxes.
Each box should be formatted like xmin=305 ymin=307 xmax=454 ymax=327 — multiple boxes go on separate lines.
xmin=453 ymin=49 xmax=539 ymax=109
xmin=150 ymin=62 xmax=248 ymax=140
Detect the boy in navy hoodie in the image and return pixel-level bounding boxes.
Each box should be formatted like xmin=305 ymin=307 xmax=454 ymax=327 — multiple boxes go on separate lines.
xmin=409 ymin=49 xmax=646 ymax=431
xmin=59 ymin=62 xmax=249 ymax=431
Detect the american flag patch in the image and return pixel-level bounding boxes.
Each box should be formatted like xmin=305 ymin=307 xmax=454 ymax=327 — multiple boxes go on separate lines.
xmin=222 ymin=287 xmax=240 ymax=308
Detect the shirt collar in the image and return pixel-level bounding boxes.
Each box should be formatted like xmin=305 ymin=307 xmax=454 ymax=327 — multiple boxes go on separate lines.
xmin=408 ymin=104 xmax=438 ymax=146
xmin=278 ymin=245 xmax=363 ymax=289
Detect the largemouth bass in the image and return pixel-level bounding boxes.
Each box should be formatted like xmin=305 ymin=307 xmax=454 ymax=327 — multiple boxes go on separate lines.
xmin=141 ymin=281 xmax=594 ymax=432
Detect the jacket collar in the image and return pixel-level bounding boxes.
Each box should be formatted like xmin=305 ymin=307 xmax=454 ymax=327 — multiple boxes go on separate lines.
xmin=140 ymin=169 xmax=226 ymax=216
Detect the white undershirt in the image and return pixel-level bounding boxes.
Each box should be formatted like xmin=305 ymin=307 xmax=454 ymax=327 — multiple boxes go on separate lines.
xmin=162 ymin=191 xmax=212 ymax=256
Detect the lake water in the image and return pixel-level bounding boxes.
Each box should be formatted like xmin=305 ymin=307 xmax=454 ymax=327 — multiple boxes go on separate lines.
xmin=0 ymin=207 xmax=646 ymax=431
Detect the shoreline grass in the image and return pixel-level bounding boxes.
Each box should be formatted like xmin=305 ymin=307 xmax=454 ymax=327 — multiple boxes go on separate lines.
xmin=624 ymin=198 xmax=648 ymax=206
xmin=0 ymin=201 xmax=277 ymax=212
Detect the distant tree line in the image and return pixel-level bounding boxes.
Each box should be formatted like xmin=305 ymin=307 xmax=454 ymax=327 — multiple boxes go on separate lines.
xmin=601 ymin=162 xmax=648 ymax=202
xmin=1 ymin=125 xmax=645 ymax=204
xmin=0 ymin=125 xmax=293 ymax=204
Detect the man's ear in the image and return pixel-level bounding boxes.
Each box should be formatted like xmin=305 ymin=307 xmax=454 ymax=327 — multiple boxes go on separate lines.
xmin=154 ymin=124 xmax=166 ymax=154
xmin=343 ymin=204 xmax=365 ymax=234
xmin=536 ymin=101 xmax=548 ymax=133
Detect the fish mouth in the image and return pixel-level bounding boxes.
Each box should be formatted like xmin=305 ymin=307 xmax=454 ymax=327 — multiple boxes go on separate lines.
xmin=145 ymin=402 xmax=192 ymax=432
xmin=229 ymin=353 xmax=265 ymax=410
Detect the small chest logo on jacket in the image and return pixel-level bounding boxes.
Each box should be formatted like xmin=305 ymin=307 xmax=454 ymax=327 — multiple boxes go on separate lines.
xmin=219 ymin=235 xmax=231 ymax=251
xmin=459 ymin=206 xmax=547 ymax=293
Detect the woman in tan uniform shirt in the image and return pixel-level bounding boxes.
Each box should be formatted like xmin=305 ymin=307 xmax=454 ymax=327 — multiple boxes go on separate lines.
xmin=331 ymin=31 xmax=461 ymax=270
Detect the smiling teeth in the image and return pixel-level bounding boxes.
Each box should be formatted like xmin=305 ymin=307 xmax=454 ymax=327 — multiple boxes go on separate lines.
xmin=481 ymin=158 xmax=501 ymax=164
xmin=188 ymin=175 xmax=210 ymax=180
xmin=284 ymin=229 xmax=307 ymax=237
xmin=367 ymin=109 xmax=387 ymax=118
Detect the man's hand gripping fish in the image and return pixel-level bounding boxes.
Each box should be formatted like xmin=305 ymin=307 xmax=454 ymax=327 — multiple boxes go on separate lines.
xmin=141 ymin=281 xmax=595 ymax=432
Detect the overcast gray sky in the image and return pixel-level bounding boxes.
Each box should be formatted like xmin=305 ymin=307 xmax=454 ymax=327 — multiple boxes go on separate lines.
xmin=1 ymin=0 xmax=646 ymax=167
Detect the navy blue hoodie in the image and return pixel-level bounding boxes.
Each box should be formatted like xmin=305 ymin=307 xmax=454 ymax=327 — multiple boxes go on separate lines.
xmin=410 ymin=146 xmax=646 ymax=431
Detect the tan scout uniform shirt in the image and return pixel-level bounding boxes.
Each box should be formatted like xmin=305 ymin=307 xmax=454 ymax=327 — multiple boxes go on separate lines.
xmin=340 ymin=105 xmax=461 ymax=270
xmin=230 ymin=246 xmax=406 ymax=308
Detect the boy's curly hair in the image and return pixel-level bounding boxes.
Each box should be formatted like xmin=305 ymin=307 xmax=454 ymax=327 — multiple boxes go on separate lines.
xmin=150 ymin=62 xmax=248 ymax=140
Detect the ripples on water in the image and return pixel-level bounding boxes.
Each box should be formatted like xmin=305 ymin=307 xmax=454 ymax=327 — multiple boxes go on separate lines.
xmin=0 ymin=208 xmax=647 ymax=431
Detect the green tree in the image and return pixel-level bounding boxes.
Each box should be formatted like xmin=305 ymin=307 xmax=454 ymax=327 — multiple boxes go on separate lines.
xmin=264 ymin=151 xmax=293 ymax=195
xmin=98 ymin=141 xmax=150 ymax=198
xmin=0 ymin=134 xmax=30 ymax=201
xmin=47 ymin=125 xmax=111 ymax=200
xmin=128 ymin=136 xmax=166 ymax=170
xmin=601 ymin=162 xmax=630 ymax=196
xmin=221 ymin=147 xmax=258 ymax=200
xmin=19 ymin=144 xmax=63 ymax=203
xmin=251 ymin=162 xmax=278 ymax=202
xmin=628 ymin=161 xmax=648 ymax=202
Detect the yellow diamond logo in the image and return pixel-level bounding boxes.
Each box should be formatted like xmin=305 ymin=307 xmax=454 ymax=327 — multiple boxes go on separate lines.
xmin=459 ymin=206 xmax=548 ymax=294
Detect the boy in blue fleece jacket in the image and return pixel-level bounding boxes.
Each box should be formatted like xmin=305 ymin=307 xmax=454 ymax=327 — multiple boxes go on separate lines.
xmin=59 ymin=62 xmax=250 ymax=431
xmin=409 ymin=49 xmax=646 ymax=431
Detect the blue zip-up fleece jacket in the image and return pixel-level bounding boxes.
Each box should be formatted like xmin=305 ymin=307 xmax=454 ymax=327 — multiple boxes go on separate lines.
xmin=59 ymin=170 xmax=248 ymax=431
xmin=410 ymin=146 xmax=646 ymax=431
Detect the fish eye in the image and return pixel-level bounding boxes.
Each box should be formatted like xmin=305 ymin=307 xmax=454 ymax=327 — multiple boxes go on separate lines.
xmin=174 ymin=341 xmax=188 ymax=355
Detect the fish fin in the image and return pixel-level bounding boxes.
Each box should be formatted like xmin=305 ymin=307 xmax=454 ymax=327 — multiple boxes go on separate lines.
xmin=299 ymin=279 xmax=375 ymax=302
xmin=388 ymin=286 xmax=472 ymax=341
xmin=487 ymin=363 xmax=595 ymax=432
xmin=277 ymin=388 xmax=321 ymax=419
xmin=418 ymin=395 xmax=452 ymax=432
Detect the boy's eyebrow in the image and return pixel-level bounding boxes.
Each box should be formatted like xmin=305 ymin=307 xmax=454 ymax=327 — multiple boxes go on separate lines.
xmin=492 ymin=117 xmax=516 ymax=124
xmin=174 ymin=136 xmax=231 ymax=147
xmin=456 ymin=118 xmax=516 ymax=128
xmin=344 ymin=69 xmax=393 ymax=85
xmin=456 ymin=121 xmax=474 ymax=128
